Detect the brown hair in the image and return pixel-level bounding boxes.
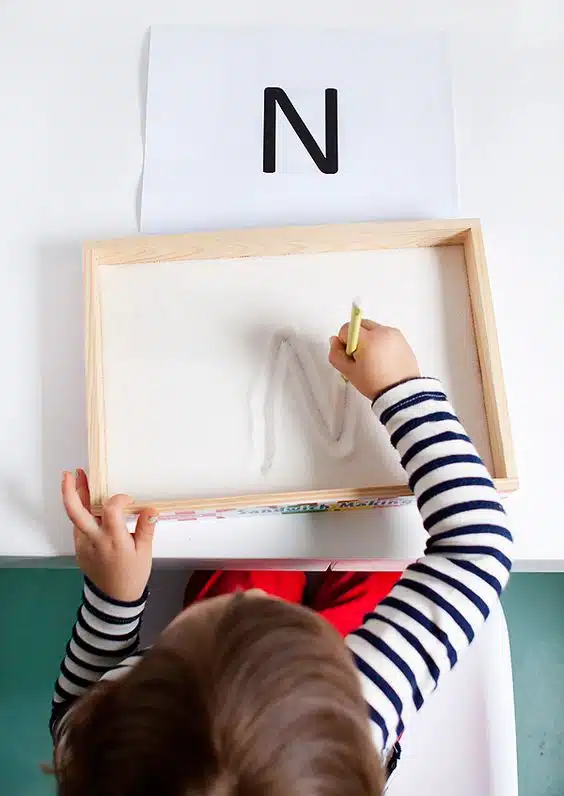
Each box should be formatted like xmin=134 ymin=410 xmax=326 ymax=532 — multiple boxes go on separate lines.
xmin=54 ymin=595 xmax=384 ymax=795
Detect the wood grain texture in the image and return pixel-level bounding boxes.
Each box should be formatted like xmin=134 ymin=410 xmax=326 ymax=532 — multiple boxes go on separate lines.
xmin=86 ymin=219 xmax=476 ymax=266
xmin=91 ymin=478 xmax=519 ymax=517
xmin=464 ymin=223 xmax=518 ymax=481
xmin=84 ymin=248 xmax=108 ymax=506
xmin=85 ymin=218 xmax=518 ymax=513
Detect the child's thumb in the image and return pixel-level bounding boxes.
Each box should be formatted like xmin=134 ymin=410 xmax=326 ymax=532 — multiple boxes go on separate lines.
xmin=134 ymin=508 xmax=158 ymax=550
xmin=328 ymin=335 xmax=354 ymax=377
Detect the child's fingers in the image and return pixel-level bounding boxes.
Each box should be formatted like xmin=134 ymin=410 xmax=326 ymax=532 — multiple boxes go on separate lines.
xmin=73 ymin=525 xmax=91 ymax=551
xmin=338 ymin=317 xmax=379 ymax=343
xmin=102 ymin=494 xmax=134 ymax=539
xmin=133 ymin=508 xmax=159 ymax=552
xmin=329 ymin=335 xmax=354 ymax=376
xmin=62 ymin=471 xmax=100 ymax=535
xmin=75 ymin=469 xmax=93 ymax=514
xmin=338 ymin=318 xmax=382 ymax=347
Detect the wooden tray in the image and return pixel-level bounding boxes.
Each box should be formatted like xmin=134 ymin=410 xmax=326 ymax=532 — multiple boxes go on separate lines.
xmin=84 ymin=219 xmax=517 ymax=519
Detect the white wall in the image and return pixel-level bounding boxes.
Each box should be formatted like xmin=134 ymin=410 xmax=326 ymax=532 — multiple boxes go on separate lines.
xmin=1 ymin=1 xmax=563 ymax=567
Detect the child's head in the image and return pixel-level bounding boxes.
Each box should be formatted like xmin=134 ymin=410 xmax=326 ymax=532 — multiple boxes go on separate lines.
xmin=54 ymin=592 xmax=384 ymax=795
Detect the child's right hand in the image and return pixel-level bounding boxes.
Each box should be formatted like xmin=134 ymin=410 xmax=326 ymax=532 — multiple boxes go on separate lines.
xmin=328 ymin=319 xmax=420 ymax=400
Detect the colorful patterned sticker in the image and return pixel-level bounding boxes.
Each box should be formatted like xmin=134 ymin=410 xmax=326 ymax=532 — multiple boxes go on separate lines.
xmin=157 ymin=496 xmax=414 ymax=522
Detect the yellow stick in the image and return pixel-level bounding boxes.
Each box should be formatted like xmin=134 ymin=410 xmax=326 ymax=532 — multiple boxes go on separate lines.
xmin=345 ymin=299 xmax=362 ymax=357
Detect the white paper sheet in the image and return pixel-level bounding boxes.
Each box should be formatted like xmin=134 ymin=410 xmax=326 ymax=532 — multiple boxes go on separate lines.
xmin=140 ymin=27 xmax=458 ymax=233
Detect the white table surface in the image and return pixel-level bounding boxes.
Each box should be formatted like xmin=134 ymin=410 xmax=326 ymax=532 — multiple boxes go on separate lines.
xmin=0 ymin=1 xmax=563 ymax=567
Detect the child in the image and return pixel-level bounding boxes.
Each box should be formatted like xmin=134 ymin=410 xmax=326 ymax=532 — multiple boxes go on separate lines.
xmin=50 ymin=319 xmax=512 ymax=795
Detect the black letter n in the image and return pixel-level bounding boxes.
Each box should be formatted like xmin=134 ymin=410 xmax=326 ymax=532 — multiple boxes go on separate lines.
xmin=263 ymin=87 xmax=338 ymax=174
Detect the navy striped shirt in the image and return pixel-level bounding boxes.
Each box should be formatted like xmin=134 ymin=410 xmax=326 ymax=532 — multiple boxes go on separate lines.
xmin=50 ymin=378 xmax=513 ymax=771
xmin=346 ymin=378 xmax=512 ymax=759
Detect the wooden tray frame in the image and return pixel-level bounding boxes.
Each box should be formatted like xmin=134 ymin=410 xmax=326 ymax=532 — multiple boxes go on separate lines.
xmin=84 ymin=219 xmax=518 ymax=519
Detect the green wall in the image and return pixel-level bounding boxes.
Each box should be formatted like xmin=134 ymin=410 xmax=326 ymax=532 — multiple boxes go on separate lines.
xmin=0 ymin=570 xmax=82 ymax=796
xmin=502 ymin=574 xmax=564 ymax=796
xmin=0 ymin=570 xmax=563 ymax=795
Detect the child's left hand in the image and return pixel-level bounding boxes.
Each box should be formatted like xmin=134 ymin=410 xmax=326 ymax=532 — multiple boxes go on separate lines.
xmin=61 ymin=469 xmax=158 ymax=602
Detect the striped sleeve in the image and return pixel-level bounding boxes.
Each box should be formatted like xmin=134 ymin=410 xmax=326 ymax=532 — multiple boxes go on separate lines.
xmin=50 ymin=577 xmax=147 ymax=739
xmin=346 ymin=377 xmax=513 ymax=759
